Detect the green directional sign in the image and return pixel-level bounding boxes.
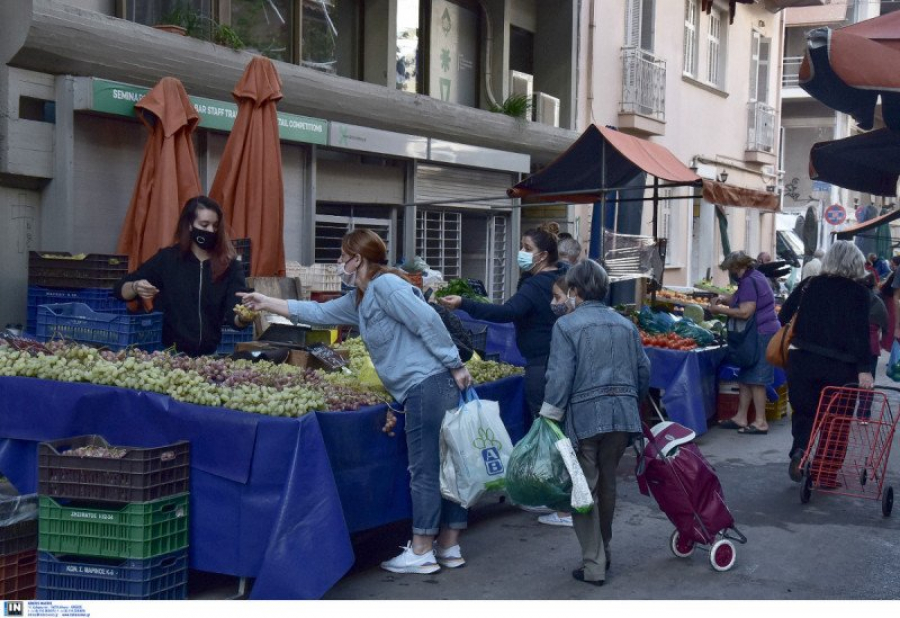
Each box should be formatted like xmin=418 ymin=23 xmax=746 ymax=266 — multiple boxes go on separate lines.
xmin=91 ymin=79 xmax=327 ymax=145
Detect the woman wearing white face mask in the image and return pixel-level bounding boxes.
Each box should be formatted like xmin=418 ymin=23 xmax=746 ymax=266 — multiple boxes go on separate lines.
xmin=239 ymin=229 xmax=473 ymax=575
xmin=440 ymin=224 xmax=564 ymax=417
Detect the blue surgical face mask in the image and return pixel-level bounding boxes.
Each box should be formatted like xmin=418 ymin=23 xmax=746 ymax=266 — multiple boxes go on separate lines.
xmin=517 ymin=250 xmax=534 ymax=271
xmin=550 ymin=302 xmax=568 ymax=317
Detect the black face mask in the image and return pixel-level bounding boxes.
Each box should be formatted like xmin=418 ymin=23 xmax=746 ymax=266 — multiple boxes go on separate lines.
xmin=192 ymin=227 xmax=218 ymax=250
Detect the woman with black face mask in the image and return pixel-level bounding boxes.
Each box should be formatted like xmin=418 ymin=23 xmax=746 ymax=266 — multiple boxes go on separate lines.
xmin=115 ymin=195 xmax=250 ymax=356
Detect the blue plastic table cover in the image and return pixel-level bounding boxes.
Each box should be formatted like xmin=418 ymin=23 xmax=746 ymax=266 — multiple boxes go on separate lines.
xmin=454 ymin=310 xmax=527 ymax=366
xmin=317 ymin=375 xmax=527 ymax=533
xmin=0 ymin=376 xmax=354 ymax=600
xmin=644 ymin=345 xmax=729 ymax=436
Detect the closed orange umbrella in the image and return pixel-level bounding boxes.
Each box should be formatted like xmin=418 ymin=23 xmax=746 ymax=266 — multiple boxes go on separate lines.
xmin=117 ymin=77 xmax=202 ymax=272
xmin=210 ymin=56 xmax=286 ymax=277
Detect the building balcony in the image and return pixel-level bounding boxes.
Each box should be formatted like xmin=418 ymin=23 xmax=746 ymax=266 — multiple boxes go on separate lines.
xmin=746 ymin=100 xmax=777 ymax=164
xmin=618 ymin=47 xmax=666 ymax=136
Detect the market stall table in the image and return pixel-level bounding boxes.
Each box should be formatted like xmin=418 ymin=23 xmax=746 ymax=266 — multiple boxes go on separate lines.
xmin=644 ymin=345 xmax=728 ymax=436
xmin=0 ymin=376 xmax=352 ymax=600
xmin=0 ymin=373 xmax=528 ymax=596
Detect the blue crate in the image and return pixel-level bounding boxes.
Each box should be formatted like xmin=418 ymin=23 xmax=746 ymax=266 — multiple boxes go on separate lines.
xmin=216 ymin=326 xmax=253 ymax=355
xmin=27 ymin=286 xmax=127 ymax=333
xmin=35 ymin=303 xmax=162 ymax=351
xmin=37 ymin=549 xmax=187 ymax=600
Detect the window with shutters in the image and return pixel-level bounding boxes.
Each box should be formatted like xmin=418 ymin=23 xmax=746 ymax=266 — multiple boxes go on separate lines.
xmin=625 ymin=0 xmax=656 ymax=52
xmin=706 ymin=7 xmax=725 ymax=88
xmin=683 ymin=0 xmax=699 ymax=77
xmin=416 ymin=210 xmax=462 ymax=280
xmin=486 ymin=216 xmax=508 ymax=303
xmin=314 ymin=204 xmax=394 ymax=264
xmin=749 ymin=31 xmax=770 ymax=104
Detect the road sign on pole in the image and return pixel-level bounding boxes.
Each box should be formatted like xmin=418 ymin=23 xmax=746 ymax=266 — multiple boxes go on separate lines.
xmin=825 ymin=204 xmax=847 ymax=226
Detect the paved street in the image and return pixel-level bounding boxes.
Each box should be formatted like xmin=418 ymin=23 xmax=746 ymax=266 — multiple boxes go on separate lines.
xmin=322 ymin=361 xmax=900 ymax=601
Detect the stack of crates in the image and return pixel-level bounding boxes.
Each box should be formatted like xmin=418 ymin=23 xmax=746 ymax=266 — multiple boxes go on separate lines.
xmin=717 ymin=381 xmax=789 ymax=423
xmin=27 ymin=252 xmax=130 ymax=335
xmin=0 ymin=488 xmax=38 ymax=601
xmin=36 ymin=436 xmax=191 ymax=600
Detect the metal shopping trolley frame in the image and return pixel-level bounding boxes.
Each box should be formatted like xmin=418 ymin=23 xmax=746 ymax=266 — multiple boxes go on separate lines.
xmin=798 ymin=385 xmax=899 ymax=516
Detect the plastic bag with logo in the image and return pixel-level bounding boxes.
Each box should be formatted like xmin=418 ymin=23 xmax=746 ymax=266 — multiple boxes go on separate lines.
xmin=439 ymin=388 xmax=513 ymax=509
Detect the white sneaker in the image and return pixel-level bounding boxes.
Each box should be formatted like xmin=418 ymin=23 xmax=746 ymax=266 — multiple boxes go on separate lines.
xmin=380 ymin=542 xmax=440 ymax=574
xmin=519 ymin=504 xmax=554 ymax=514
xmin=433 ymin=543 xmax=466 ymax=568
xmin=538 ymin=512 xmax=573 ymax=527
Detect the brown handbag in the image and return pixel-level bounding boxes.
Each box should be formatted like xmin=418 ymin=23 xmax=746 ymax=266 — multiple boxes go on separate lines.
xmin=765 ymin=314 xmax=796 ymax=368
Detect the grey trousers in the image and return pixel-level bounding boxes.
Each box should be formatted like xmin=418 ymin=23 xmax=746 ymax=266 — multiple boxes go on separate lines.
xmin=571 ymin=431 xmax=630 ymax=581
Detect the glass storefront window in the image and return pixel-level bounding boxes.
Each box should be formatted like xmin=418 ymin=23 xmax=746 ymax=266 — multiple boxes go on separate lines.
xmin=397 ymin=0 xmax=420 ymax=92
xmin=302 ymin=0 xmax=358 ymax=78
xmin=230 ymin=0 xmax=294 ymax=62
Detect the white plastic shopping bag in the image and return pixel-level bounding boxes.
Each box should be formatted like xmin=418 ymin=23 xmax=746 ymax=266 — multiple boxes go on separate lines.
xmin=440 ymin=388 xmax=514 ymax=508
xmin=546 ymin=420 xmax=593 ymax=514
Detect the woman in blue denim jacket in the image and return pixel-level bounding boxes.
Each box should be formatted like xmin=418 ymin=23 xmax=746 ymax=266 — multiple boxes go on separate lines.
xmin=539 ymin=260 xmax=650 ymax=586
xmin=240 ymin=230 xmax=473 ymax=575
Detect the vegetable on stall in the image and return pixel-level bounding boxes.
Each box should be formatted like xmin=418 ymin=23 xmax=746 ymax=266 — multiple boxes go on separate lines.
xmin=432 ymin=278 xmax=492 ymax=303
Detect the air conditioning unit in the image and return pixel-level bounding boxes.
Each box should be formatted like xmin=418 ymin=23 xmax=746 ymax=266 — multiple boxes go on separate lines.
xmin=533 ymin=92 xmax=560 ymax=127
xmin=509 ymin=70 xmax=534 ymax=100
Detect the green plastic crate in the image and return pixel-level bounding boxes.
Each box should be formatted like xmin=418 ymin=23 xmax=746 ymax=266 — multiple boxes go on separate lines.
xmin=38 ymin=494 xmax=189 ymax=560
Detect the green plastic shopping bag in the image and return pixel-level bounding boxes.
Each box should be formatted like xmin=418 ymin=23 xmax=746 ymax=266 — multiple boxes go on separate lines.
xmin=505 ymin=418 xmax=573 ymax=512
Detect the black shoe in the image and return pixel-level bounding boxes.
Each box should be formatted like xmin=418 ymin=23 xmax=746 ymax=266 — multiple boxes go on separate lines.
xmin=789 ymin=451 xmax=803 ymax=483
xmin=572 ymin=568 xmax=604 ymax=587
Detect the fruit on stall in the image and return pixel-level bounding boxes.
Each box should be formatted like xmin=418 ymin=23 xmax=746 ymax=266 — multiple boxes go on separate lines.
xmin=233 ymin=303 xmax=259 ymax=322
xmin=639 ymin=330 xmax=698 ymax=350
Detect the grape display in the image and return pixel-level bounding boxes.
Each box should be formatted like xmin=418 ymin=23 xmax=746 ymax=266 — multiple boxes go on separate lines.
xmin=233 ymin=303 xmax=258 ymax=322
xmin=63 ymin=445 xmax=127 ymax=459
xmin=0 ymin=333 xmax=523 ymax=419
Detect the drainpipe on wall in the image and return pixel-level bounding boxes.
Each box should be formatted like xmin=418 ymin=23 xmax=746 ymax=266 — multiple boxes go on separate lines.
xmin=478 ymin=0 xmax=500 ymax=109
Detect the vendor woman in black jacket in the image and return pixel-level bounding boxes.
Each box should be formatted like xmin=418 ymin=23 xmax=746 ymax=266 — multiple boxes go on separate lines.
xmin=115 ymin=195 xmax=251 ymax=356
xmin=440 ymin=224 xmax=563 ymax=416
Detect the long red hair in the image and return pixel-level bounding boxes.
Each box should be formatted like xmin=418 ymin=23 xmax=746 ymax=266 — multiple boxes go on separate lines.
xmin=175 ymin=196 xmax=236 ymax=282
xmin=342 ymin=229 xmax=411 ymax=305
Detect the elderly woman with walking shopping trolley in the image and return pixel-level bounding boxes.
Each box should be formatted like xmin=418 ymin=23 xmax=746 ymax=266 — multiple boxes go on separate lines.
xmin=538 ymin=260 xmax=650 ymax=586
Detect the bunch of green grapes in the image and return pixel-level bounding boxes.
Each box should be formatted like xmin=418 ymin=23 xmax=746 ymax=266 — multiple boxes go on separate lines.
xmin=465 ymin=358 xmax=524 ymax=383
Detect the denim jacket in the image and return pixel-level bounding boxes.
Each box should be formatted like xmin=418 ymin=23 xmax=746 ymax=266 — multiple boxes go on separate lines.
xmin=539 ymin=301 xmax=650 ymax=443
xmin=286 ymin=274 xmax=463 ymax=403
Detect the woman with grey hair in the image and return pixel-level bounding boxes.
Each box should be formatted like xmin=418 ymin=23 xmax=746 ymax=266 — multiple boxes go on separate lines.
xmin=708 ymin=251 xmax=780 ymax=434
xmin=778 ymin=240 xmax=873 ymax=484
xmin=557 ymin=237 xmax=583 ymax=266
xmin=539 ymin=260 xmax=650 ymax=586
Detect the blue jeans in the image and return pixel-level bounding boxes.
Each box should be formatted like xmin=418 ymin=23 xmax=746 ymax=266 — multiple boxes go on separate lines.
xmin=404 ymin=370 xmax=468 ymax=536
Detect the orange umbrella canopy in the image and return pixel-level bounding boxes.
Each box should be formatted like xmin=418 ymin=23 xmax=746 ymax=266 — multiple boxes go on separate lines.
xmin=117 ymin=77 xmax=202 ymax=271
xmin=210 ymin=56 xmax=286 ymax=277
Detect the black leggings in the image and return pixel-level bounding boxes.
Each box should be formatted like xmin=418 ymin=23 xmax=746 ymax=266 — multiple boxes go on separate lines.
xmin=524 ymin=360 xmax=548 ymax=418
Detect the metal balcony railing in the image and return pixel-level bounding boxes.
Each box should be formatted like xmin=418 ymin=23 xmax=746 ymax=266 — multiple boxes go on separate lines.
xmin=620 ymin=46 xmax=666 ymax=121
xmin=783 ymin=55 xmax=803 ymax=88
xmin=747 ymin=100 xmax=776 ymax=153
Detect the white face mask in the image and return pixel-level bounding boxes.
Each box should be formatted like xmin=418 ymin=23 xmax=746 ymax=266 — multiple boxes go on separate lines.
xmin=566 ymin=292 xmax=578 ymax=311
xmin=338 ymin=256 xmax=358 ymax=288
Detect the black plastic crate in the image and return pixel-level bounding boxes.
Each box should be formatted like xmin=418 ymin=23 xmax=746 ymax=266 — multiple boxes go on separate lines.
xmin=37 ymin=549 xmax=188 ymax=600
xmin=29 ymin=252 xmax=128 ymax=289
xmin=233 ymin=238 xmax=251 ymax=278
xmin=38 ymin=436 xmax=190 ymax=504
xmin=0 ymin=521 xmax=38 ymax=557
xmin=466 ymin=325 xmax=488 ymax=355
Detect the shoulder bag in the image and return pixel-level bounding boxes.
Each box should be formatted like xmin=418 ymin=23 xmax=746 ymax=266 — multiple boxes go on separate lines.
xmin=765 ymin=313 xmax=796 ymax=369
xmin=725 ymin=276 xmax=762 ymax=368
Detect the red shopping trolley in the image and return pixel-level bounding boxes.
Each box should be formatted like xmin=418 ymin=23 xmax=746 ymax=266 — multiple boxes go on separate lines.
xmin=798 ymin=385 xmax=898 ymax=516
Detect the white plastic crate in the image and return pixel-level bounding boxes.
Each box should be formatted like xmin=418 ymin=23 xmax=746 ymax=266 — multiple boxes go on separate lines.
xmin=286 ymin=263 xmax=340 ymax=292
